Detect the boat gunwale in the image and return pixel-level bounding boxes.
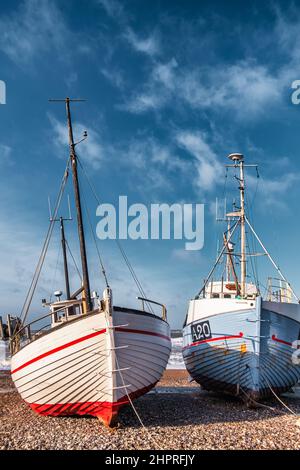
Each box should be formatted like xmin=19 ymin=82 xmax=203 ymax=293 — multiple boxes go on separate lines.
xmin=183 ymin=303 xmax=257 ymax=329
xmin=183 ymin=299 xmax=300 ymax=331
xmin=11 ymin=305 xmax=169 ymax=357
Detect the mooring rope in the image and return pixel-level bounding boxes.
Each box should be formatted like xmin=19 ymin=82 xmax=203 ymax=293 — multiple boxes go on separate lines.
xmin=239 ymin=371 xmax=299 ymax=420
xmin=260 ymin=369 xmax=298 ymax=417
xmin=103 ymin=311 xmax=162 ymax=449
xmin=239 ymin=386 xmax=282 ymax=414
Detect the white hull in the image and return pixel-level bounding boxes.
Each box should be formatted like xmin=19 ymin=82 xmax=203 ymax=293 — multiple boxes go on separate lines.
xmin=183 ymin=297 xmax=300 ymax=399
xmin=11 ymin=308 xmax=171 ymax=425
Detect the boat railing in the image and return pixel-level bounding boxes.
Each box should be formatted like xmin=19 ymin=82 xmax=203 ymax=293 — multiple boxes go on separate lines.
xmin=137 ymin=297 xmax=167 ymax=321
xmin=9 ymin=301 xmax=83 ymax=355
xmin=0 ymin=316 xmax=6 ymax=340
xmin=266 ymin=277 xmax=293 ymax=303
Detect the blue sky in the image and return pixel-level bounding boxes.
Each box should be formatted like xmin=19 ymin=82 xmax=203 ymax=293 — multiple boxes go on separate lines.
xmin=1 ymin=0 xmax=300 ymax=328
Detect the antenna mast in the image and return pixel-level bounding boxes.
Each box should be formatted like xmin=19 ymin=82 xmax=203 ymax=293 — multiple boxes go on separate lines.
xmin=226 ymin=154 xmax=258 ymax=298
xmin=60 ymin=217 xmax=71 ymax=300
xmin=49 ymin=98 xmax=92 ymax=312
xmin=49 ymin=196 xmax=72 ymax=300
xmin=226 ymin=218 xmax=231 ymax=282
xmin=239 ymin=157 xmax=246 ymax=297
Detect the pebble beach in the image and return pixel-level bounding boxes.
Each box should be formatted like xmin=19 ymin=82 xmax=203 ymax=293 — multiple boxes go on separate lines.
xmin=1 ymin=370 xmax=300 ymax=451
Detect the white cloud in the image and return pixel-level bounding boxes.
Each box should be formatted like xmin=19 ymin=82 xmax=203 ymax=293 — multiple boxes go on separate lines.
xmin=122 ymin=91 xmax=166 ymax=114
xmin=121 ymin=8 xmax=300 ymax=120
xmin=0 ymin=0 xmax=69 ymax=65
xmin=171 ymin=248 xmax=202 ymax=264
xmin=120 ymin=59 xmax=176 ymax=114
xmin=65 ymin=72 xmax=78 ymax=89
xmin=126 ymin=136 xmax=187 ymax=172
xmin=175 ymin=131 xmax=222 ymax=191
xmin=181 ymin=62 xmax=282 ymax=115
xmin=0 ymin=144 xmax=13 ymax=166
xmin=152 ymin=58 xmax=178 ymax=89
xmin=247 ymin=171 xmax=300 ymax=208
xmin=101 ymin=67 xmax=125 ymax=89
xmin=124 ymin=27 xmax=160 ymax=57
xmin=123 ymin=57 xmax=283 ymax=118
xmin=106 ymin=135 xmax=193 ymax=197
xmin=124 ymin=138 xmax=173 ymax=192
xmin=273 ymin=6 xmax=300 ymax=64
xmin=98 ymin=0 xmax=126 ymax=22
xmin=48 ymin=114 xmax=103 ymax=170
xmin=260 ymin=173 xmax=300 ymax=194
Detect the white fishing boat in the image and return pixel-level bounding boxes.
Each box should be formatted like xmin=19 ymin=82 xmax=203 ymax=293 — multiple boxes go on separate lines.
xmin=183 ymin=153 xmax=300 ymax=402
xmin=9 ymin=98 xmax=171 ymax=426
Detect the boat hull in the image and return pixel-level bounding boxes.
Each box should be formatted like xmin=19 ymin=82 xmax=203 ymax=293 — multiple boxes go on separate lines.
xmin=11 ymin=308 xmax=171 ymax=426
xmin=183 ymin=297 xmax=300 ymax=401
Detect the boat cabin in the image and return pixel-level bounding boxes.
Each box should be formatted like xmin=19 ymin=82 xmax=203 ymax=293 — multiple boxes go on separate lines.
xmin=50 ymin=298 xmax=85 ymax=327
xmin=204 ymin=281 xmax=258 ymax=300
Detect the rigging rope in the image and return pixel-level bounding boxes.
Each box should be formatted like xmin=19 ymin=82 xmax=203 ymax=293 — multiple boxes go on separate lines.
xmin=80 ymin=185 xmax=109 ymax=288
xmin=65 ymin=240 xmax=82 ymax=282
xmin=222 ymin=167 xmax=228 ymax=201
xmin=49 ymin=242 xmax=61 ymax=303
xmin=76 ymin=154 xmax=155 ymax=315
xmin=245 ymin=169 xmax=260 ymax=292
xmin=20 ymin=159 xmax=70 ymax=326
xmin=196 ymin=220 xmax=240 ymax=298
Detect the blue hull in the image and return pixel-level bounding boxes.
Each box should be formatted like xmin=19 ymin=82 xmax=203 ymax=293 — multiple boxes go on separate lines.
xmin=183 ymin=298 xmax=300 ymax=400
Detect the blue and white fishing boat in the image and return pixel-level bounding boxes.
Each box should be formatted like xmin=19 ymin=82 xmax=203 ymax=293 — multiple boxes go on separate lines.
xmin=183 ymin=153 xmax=300 ymax=403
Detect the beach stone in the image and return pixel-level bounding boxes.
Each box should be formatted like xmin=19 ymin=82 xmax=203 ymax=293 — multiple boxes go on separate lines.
xmin=1 ymin=371 xmax=300 ymax=450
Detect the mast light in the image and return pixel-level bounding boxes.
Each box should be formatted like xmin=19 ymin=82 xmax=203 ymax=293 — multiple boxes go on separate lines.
xmin=54 ymin=290 xmax=63 ymax=300
xmin=228 ymin=153 xmax=244 ymax=162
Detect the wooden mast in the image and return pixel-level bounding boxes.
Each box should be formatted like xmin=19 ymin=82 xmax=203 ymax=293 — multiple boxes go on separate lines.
xmin=64 ymin=98 xmax=92 ymax=312
xmin=50 ymin=98 xmax=92 ymax=311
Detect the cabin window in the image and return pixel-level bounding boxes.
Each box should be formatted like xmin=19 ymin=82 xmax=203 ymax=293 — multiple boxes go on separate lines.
xmin=224 ymin=294 xmax=231 ymax=298
xmin=67 ymin=305 xmax=81 ymax=316
xmin=53 ymin=303 xmax=82 ymax=322
xmin=212 ymin=293 xmax=219 ymax=299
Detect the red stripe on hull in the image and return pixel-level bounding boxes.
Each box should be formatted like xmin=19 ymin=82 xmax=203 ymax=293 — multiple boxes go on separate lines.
xmin=183 ymin=332 xmax=244 ymax=351
xmin=12 ymin=327 xmax=170 ymax=376
xmin=27 ymin=381 xmax=157 ymax=427
xmin=11 ymin=329 xmax=107 ymax=375
xmin=272 ymin=334 xmax=292 ymax=347
xmin=115 ymin=327 xmax=170 ymax=342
